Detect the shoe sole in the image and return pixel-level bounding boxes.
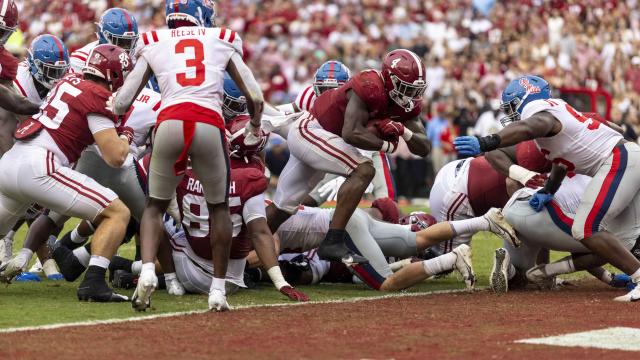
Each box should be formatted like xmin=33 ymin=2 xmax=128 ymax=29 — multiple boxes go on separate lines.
xmin=453 ymin=246 xmax=475 ymax=292
xmin=486 ymin=210 xmax=521 ymax=247
xmin=490 ymin=248 xmax=508 ymax=294
xmin=131 ymin=283 xmax=155 ymax=311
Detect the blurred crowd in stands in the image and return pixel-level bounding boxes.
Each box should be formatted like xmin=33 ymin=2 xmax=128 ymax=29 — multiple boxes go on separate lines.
xmin=9 ymin=0 xmax=640 ymax=200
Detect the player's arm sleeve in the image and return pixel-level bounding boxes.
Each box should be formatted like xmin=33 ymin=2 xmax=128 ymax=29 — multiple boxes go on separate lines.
xmin=275 ymin=102 xmax=296 ymax=114
xmin=243 ymin=193 xmax=267 ymax=224
xmin=294 ymin=87 xmax=314 ymax=112
xmin=69 ymin=54 xmax=86 ymax=74
xmin=113 ymin=56 xmax=152 ymax=115
xmin=227 ymin=52 xmax=263 ymax=124
xmin=87 ymin=114 xmax=115 ymax=134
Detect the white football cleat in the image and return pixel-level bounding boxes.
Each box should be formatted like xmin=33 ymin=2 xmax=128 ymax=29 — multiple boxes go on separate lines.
xmin=613 ymin=284 xmax=640 ymax=302
xmin=0 ymin=237 xmax=12 ymax=264
xmin=29 ymin=258 xmax=43 ymax=274
xmin=484 ymin=208 xmax=521 ymax=247
xmin=0 ymin=256 xmax=28 ymax=284
xmin=131 ymin=271 xmax=157 ymax=311
xmin=452 ymin=244 xmax=475 ymax=292
xmin=526 ymin=264 xmax=556 ymax=290
xmin=490 ymin=248 xmax=510 ymax=294
xmin=167 ymin=278 xmax=185 ymax=296
xmin=208 ymin=289 xmax=231 ymax=312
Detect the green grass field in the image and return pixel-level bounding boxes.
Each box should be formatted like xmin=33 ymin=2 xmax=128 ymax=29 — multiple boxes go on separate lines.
xmin=0 ymin=210 xmax=589 ymax=330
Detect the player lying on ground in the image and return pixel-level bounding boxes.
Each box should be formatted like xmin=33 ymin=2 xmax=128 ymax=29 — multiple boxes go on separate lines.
xmin=455 ymin=75 xmax=640 ymax=302
xmin=0 ymin=45 xmax=134 ymax=302
xmin=490 ymin=174 xmax=639 ymax=293
xmin=111 ymin=0 xmax=265 ymax=312
xmin=266 ymin=49 xmax=431 ymax=266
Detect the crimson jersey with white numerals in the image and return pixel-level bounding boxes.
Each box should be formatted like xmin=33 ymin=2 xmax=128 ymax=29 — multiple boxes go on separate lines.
xmin=28 ymin=73 xmax=117 ymax=164
xmin=0 ymin=46 xmax=18 ymax=81
xmin=135 ymin=27 xmax=242 ymax=128
xmin=312 ymin=69 xmax=422 ymax=136
xmin=176 ymin=164 xmax=268 ymax=260
xmin=522 ymin=98 xmax=623 ymax=177
xmin=295 ymin=85 xmax=316 ymax=112
xmin=13 ymin=61 xmax=43 ymax=103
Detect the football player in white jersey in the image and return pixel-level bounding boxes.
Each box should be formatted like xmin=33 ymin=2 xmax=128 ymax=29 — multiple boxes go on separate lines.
xmin=455 ymin=75 xmax=640 ymax=302
xmin=112 ymin=0 xmax=264 ymax=312
xmin=69 ymin=8 xmax=139 ymax=73
xmin=490 ymin=174 xmax=639 ymax=293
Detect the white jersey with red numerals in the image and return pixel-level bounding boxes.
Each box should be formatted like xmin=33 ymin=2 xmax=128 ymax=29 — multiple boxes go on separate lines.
xmin=175 ymin=165 xmax=268 ymax=260
xmin=295 ymin=84 xmax=316 ymax=112
xmin=13 ymin=61 xmax=44 ymax=104
xmin=86 ymin=87 xmax=160 ymax=165
xmin=69 ymin=40 xmax=98 ymax=73
xmin=522 ymin=98 xmax=623 ymax=177
xmin=277 ymin=206 xmax=331 ymax=253
xmin=135 ymin=27 xmax=242 ymax=119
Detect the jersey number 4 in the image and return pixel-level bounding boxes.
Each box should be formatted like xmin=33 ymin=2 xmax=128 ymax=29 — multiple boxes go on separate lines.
xmin=175 ymin=39 xmax=205 ymax=87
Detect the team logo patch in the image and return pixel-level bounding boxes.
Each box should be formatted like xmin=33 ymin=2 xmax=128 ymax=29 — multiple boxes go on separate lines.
xmin=391 ymin=58 xmax=401 ymax=69
xmin=519 ymin=78 xmax=541 ymax=94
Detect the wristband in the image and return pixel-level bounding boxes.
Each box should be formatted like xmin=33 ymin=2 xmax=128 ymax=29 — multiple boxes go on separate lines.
xmin=380 ymin=141 xmax=396 ymax=153
xmin=119 ymin=134 xmax=130 ymax=143
xmin=402 ymin=128 xmax=414 ymax=141
xmin=478 ymin=134 xmax=501 ymax=152
xmin=508 ymin=165 xmax=537 ymax=185
xmin=267 ymin=266 xmax=290 ymax=290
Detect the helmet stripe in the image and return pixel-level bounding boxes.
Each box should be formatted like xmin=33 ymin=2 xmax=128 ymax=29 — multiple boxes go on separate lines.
xmin=404 ymin=49 xmax=423 ymax=79
xmin=51 ymin=36 xmax=65 ymax=63
xmin=173 ymin=0 xmax=180 ymax=12
xmin=0 ymin=0 xmax=8 ymax=18
xmin=120 ymin=9 xmax=133 ymax=32
xmin=328 ymin=61 xmax=335 ymax=80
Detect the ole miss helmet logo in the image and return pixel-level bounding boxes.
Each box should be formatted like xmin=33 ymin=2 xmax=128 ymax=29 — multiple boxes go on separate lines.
xmin=519 ymin=78 xmax=541 ymax=94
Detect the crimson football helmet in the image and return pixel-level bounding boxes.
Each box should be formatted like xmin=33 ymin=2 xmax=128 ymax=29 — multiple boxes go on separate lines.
xmin=226 ymin=115 xmax=269 ymax=160
xmin=381 ymin=49 xmax=427 ymax=112
xmin=82 ymin=44 xmax=133 ymax=91
xmin=399 ymin=211 xmax=437 ymax=232
xmin=0 ymin=0 xmax=18 ymax=45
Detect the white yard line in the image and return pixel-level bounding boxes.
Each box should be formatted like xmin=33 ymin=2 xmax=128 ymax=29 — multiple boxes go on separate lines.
xmin=0 ymin=288 xmax=473 ymax=334
xmin=516 ymin=327 xmax=640 ymax=352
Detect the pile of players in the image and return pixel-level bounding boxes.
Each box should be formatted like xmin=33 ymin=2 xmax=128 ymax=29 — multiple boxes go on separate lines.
xmin=0 ymin=0 xmax=638 ymax=312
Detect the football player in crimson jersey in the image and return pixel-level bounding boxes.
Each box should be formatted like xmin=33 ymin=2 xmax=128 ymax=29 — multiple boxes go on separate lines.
xmin=454 ymin=75 xmax=640 ymax=302
xmin=0 ymin=44 xmax=134 ymax=302
xmin=112 ymin=0 xmax=264 ymax=312
xmin=267 ymin=49 xmax=431 ymax=265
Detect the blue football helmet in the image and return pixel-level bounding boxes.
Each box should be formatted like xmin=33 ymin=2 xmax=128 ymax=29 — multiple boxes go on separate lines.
xmin=222 ymin=72 xmax=247 ymax=121
xmin=500 ymin=75 xmax=551 ymax=125
xmin=96 ymin=8 xmax=139 ymax=52
xmin=313 ymin=60 xmax=351 ymax=96
xmin=165 ymin=0 xmax=216 ymax=29
xmin=27 ymin=34 xmax=70 ymax=89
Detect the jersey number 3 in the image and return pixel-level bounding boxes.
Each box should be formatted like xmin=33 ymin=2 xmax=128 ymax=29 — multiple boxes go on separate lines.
xmin=175 ymin=39 xmax=205 ymax=87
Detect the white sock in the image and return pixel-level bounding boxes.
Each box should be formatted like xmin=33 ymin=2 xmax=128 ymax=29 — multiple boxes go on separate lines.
xmin=72 ymin=247 xmax=91 ymax=267
xmin=450 ymin=217 xmax=489 ymax=237
xmin=630 ymin=268 xmax=640 ymax=284
xmin=164 ymin=272 xmax=177 ymax=283
xmin=42 ymin=259 xmax=60 ymax=277
xmin=70 ymin=227 xmax=88 ymax=244
xmin=422 ymin=252 xmax=457 ymax=276
xmin=544 ymin=258 xmax=575 ymax=276
xmin=4 ymin=230 xmax=15 ymax=240
xmin=210 ymin=277 xmax=226 ymax=295
xmin=88 ymin=255 xmax=110 ymax=269
xmin=16 ymin=248 xmax=34 ymax=268
xmin=507 ymin=264 xmax=516 ymax=280
xmin=131 ymin=260 xmax=142 ymax=275
xmin=140 ymin=262 xmax=155 ymax=276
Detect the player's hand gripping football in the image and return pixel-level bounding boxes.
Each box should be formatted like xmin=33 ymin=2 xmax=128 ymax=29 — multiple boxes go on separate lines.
xmin=279 ymin=285 xmax=310 ymax=302
xmin=377 ymin=119 xmax=405 ymax=139
xmin=243 ymin=121 xmax=263 ymax=146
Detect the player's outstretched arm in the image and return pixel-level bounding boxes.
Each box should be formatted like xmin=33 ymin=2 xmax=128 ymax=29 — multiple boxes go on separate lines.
xmin=403 ymin=117 xmax=431 ymax=157
xmin=486 ymin=146 xmax=546 ymax=188
xmin=0 ymin=83 xmax=40 ymax=115
xmin=227 ymin=53 xmax=264 ymax=126
xmin=454 ymin=112 xmax=559 ymax=156
xmin=542 ymin=162 xmax=567 ymax=195
xmin=342 ymin=91 xmax=389 ymax=151
xmin=112 ymin=57 xmax=152 ymax=115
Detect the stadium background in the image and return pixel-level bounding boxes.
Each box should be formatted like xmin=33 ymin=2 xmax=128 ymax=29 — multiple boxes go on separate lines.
xmin=7 ymin=0 xmax=640 ymax=200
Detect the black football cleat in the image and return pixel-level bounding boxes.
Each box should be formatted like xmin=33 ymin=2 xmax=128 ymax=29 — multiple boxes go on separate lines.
xmin=52 ymin=244 xmax=86 ymax=282
xmin=318 ymin=230 xmax=368 ymax=265
xmin=111 ymin=270 xmax=137 ymax=289
xmin=77 ymin=277 xmax=128 ymax=302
